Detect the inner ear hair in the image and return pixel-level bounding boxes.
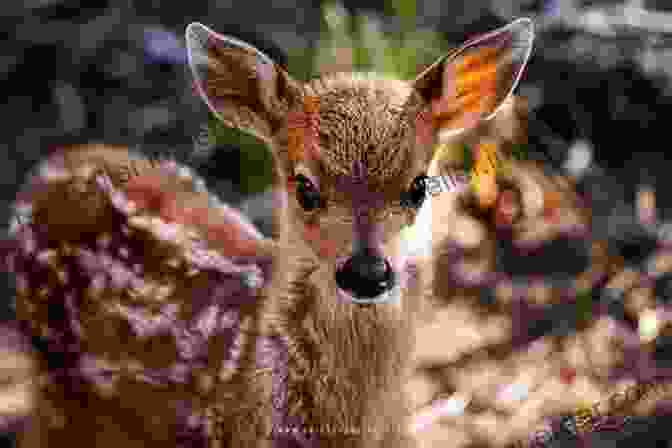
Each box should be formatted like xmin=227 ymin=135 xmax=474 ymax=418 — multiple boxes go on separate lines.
xmin=412 ymin=18 xmax=534 ymax=139
xmin=186 ymin=22 xmax=304 ymax=145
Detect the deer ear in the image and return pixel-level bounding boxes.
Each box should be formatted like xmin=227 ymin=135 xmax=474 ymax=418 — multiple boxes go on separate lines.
xmin=413 ymin=18 xmax=534 ymax=140
xmin=186 ymin=22 xmax=303 ymax=144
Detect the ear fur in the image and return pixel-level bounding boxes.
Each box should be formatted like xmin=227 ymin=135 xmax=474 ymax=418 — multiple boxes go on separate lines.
xmin=413 ymin=18 xmax=535 ymax=141
xmin=185 ymin=22 xmax=303 ymax=145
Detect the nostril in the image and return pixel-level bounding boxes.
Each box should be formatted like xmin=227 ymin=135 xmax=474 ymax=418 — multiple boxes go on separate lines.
xmin=335 ymin=251 xmax=395 ymax=298
xmin=352 ymin=253 xmax=387 ymax=279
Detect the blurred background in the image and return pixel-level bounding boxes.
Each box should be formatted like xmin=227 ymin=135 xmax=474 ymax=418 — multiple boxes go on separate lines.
xmin=4 ymin=0 xmax=672 ymax=446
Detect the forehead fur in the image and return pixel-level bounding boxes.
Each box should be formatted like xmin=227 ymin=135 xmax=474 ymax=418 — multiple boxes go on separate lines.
xmin=306 ymin=73 xmax=423 ymax=184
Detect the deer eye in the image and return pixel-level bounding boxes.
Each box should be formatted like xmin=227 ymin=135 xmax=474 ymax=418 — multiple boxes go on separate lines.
xmin=401 ymin=175 xmax=428 ymax=209
xmin=295 ymin=174 xmax=323 ymax=211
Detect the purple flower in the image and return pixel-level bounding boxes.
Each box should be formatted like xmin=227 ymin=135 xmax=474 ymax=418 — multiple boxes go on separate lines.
xmin=143 ymin=26 xmax=187 ymax=65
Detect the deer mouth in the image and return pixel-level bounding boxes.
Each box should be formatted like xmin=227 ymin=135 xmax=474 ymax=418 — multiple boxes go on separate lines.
xmin=334 ymin=253 xmax=400 ymax=305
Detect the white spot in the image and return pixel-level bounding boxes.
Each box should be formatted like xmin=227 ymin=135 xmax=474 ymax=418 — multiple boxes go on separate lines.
xmin=8 ymin=214 xmax=30 ymax=234
xmin=581 ymin=9 xmax=613 ymax=35
xmin=639 ymin=308 xmax=661 ymax=343
xmin=193 ymin=178 xmax=207 ymax=193
xmin=177 ymin=165 xmax=193 ymax=180
xmin=495 ymin=381 xmax=530 ymax=404
xmin=39 ymin=165 xmax=72 ymax=182
xmin=410 ymin=393 xmax=471 ymax=433
xmin=13 ymin=202 xmax=33 ymax=218
xmin=564 ymin=140 xmax=593 ymax=178
xmin=243 ymin=271 xmax=263 ymax=289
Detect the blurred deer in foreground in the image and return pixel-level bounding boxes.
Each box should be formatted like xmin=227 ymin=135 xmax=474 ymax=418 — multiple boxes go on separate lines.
xmin=0 ymin=18 xmax=534 ymax=448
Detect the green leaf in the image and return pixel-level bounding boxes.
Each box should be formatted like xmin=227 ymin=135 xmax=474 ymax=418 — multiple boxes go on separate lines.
xmin=323 ymin=1 xmax=349 ymax=33
xmin=575 ymin=290 xmax=594 ymax=326
xmin=238 ymin=138 xmax=274 ymax=194
xmin=463 ymin=143 xmax=474 ymax=174
xmin=511 ymin=143 xmax=528 ymax=161
xmin=390 ymin=0 xmax=417 ymax=33
xmin=206 ymin=112 xmax=274 ymax=195
xmin=287 ymin=45 xmax=317 ymax=81
xmin=353 ymin=13 xmax=386 ymax=72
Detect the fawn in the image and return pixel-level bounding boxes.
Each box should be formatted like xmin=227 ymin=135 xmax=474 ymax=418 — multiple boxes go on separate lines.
xmin=1 ymin=18 xmax=534 ymax=448
xmin=184 ymin=17 xmax=534 ymax=448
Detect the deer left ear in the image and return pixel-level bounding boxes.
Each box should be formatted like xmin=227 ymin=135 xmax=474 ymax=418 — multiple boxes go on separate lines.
xmin=185 ymin=22 xmax=303 ymax=146
xmin=413 ymin=18 xmax=534 ymax=140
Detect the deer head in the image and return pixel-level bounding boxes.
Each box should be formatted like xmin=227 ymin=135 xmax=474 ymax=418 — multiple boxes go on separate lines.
xmin=186 ymin=18 xmax=535 ymax=310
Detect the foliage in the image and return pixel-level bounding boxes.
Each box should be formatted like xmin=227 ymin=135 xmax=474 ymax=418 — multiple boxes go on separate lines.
xmin=316 ymin=0 xmax=445 ymax=78
xmin=206 ymin=114 xmax=274 ymax=195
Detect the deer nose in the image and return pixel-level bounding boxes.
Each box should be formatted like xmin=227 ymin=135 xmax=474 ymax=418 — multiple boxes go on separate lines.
xmin=335 ymin=248 xmax=395 ymax=298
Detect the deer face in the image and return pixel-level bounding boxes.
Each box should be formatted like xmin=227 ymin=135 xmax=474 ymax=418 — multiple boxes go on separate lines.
xmin=185 ymin=19 xmax=535 ymax=306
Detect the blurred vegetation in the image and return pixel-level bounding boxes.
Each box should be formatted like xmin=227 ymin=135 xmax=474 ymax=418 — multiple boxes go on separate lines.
xmin=205 ymin=113 xmax=275 ymax=196
xmin=311 ymin=0 xmax=445 ymax=79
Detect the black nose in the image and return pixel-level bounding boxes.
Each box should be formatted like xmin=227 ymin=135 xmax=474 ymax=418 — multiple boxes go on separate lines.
xmin=335 ymin=249 xmax=395 ymax=298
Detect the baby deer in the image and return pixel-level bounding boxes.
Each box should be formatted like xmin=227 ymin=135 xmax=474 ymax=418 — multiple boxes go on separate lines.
xmin=0 ymin=18 xmax=534 ymax=448
xmin=185 ymin=17 xmax=534 ymax=448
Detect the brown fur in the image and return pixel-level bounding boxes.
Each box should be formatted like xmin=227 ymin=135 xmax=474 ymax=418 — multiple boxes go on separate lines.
xmin=15 ymin=144 xmax=276 ymax=448
xmin=260 ymin=75 xmax=427 ymax=448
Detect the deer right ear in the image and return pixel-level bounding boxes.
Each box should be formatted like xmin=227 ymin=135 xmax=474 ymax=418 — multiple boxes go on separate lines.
xmin=185 ymin=22 xmax=303 ymax=145
xmin=413 ymin=18 xmax=534 ymax=141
